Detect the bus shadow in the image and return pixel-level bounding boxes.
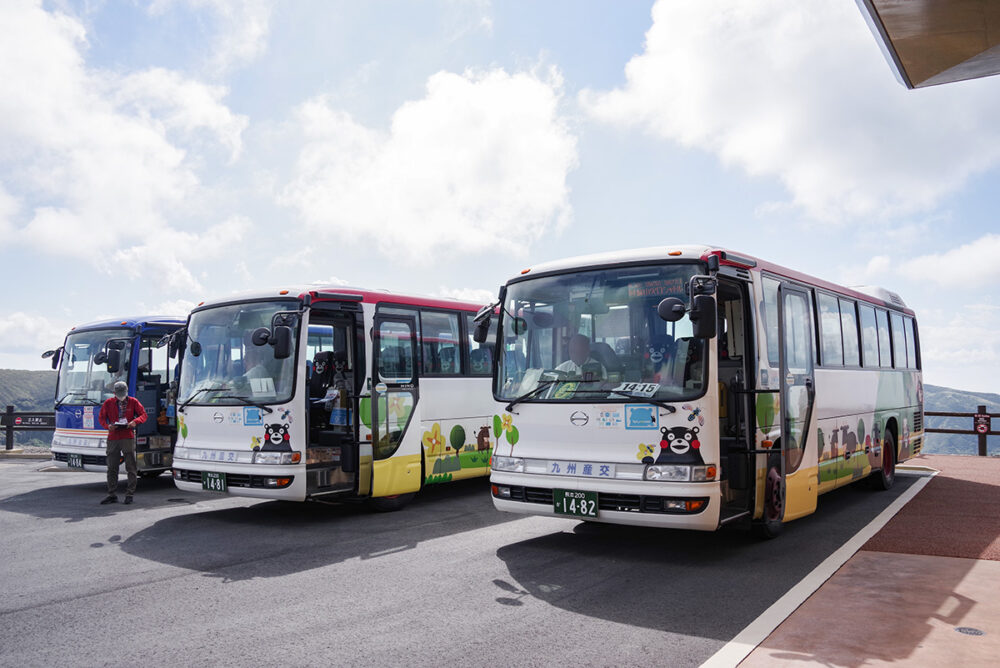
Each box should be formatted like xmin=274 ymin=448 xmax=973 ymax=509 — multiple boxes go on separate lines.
xmin=117 ymin=477 xmax=519 ymax=582
xmin=493 ymin=476 xmax=918 ymax=642
xmin=0 ymin=474 xmax=187 ymax=523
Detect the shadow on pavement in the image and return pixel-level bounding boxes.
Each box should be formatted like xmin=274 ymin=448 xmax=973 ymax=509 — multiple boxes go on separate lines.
xmin=117 ymin=477 xmax=520 ymax=582
xmin=0 ymin=473 xmax=187 ymax=523
xmin=493 ymin=476 xmax=917 ymax=642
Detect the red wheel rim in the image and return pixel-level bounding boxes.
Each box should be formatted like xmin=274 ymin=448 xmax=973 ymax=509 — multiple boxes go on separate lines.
xmin=765 ymin=467 xmax=783 ymax=520
xmin=883 ymin=439 xmax=894 ymax=479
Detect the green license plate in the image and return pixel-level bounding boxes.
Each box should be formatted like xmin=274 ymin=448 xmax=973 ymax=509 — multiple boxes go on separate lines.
xmin=202 ymin=471 xmax=227 ymax=493
xmin=553 ymin=489 xmax=598 ymax=518
xmin=67 ymin=454 xmax=83 ymax=469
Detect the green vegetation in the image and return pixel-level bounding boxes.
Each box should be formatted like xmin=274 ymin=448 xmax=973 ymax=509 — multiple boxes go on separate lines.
xmin=0 ymin=369 xmax=56 ymax=448
xmin=923 ymin=384 xmax=999 ymax=456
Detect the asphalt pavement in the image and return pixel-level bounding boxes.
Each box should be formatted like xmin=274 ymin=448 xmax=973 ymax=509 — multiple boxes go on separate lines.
xmin=0 ymin=459 xmax=915 ymax=667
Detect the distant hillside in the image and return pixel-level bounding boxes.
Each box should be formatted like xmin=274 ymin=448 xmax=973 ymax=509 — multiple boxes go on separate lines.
xmin=0 ymin=369 xmax=56 ymax=412
xmin=0 ymin=369 xmax=57 ymax=448
xmin=923 ymin=384 xmax=999 ymax=456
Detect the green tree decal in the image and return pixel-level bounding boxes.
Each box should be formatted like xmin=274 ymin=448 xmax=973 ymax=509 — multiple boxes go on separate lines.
xmin=449 ymin=425 xmax=466 ymax=451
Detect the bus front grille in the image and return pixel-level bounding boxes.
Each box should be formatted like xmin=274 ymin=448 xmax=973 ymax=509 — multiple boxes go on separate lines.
xmin=174 ymin=469 xmax=275 ymax=489
xmin=501 ymin=485 xmax=708 ymax=515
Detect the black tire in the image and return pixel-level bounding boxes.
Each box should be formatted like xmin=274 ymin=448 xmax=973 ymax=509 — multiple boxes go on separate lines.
xmin=870 ymin=429 xmax=896 ymax=491
xmin=752 ymin=463 xmax=785 ymax=539
xmin=139 ymin=470 xmax=165 ymax=479
xmin=368 ymin=492 xmax=416 ymax=512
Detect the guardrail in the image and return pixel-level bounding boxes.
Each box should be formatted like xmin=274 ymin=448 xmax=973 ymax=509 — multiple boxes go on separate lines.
xmin=924 ymin=404 xmax=997 ymax=457
xmin=0 ymin=406 xmax=55 ymax=451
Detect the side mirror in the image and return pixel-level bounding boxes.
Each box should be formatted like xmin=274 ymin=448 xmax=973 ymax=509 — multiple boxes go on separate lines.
xmin=189 ymin=341 xmax=202 ymax=357
xmin=272 ymin=325 xmax=293 ymax=360
xmin=168 ymin=332 xmax=185 ymax=359
xmin=690 ymin=295 xmax=717 ymax=339
xmin=657 ymin=297 xmax=686 ymax=322
xmin=251 ymin=327 xmax=271 ymax=346
xmin=51 ymin=350 xmax=62 ymax=370
xmin=94 ymin=351 xmax=108 ymax=365
xmin=473 ymin=317 xmax=491 ymax=344
xmin=706 ymin=254 xmax=720 ymax=273
xmin=106 ymin=348 xmax=122 ymax=374
xmin=511 ymin=317 xmax=528 ymax=336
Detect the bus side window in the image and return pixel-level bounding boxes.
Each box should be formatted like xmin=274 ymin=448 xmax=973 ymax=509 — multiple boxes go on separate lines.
xmin=817 ymin=292 xmax=843 ymax=366
xmin=904 ymin=317 xmax=918 ymax=369
xmin=889 ymin=312 xmax=907 ymax=369
xmin=421 ymin=311 xmax=460 ymax=375
xmin=859 ymin=305 xmax=879 ymax=367
xmin=875 ymin=309 xmax=892 ymax=368
xmin=839 ymin=299 xmax=860 ymax=367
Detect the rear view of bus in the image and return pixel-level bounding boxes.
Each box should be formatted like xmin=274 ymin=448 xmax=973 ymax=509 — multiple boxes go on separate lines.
xmin=171 ymin=287 xmax=496 ymax=506
xmin=44 ymin=317 xmax=185 ymax=475
xmin=482 ymin=245 xmax=921 ymax=536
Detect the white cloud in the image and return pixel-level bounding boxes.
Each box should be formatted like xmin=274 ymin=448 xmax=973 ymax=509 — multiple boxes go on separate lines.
xmin=917 ymin=303 xmax=1000 ymax=393
xmin=0 ymin=312 xmax=69 ymax=355
xmin=896 ymin=234 xmax=1000 ymax=288
xmin=280 ymin=67 xmax=577 ymax=262
xmin=0 ymin=1 xmax=248 ymax=285
xmin=149 ymin=0 xmax=273 ymax=75
xmin=583 ymin=0 xmax=1000 ymax=222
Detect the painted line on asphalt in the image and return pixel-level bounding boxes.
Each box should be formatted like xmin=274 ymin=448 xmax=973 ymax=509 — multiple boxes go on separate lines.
xmin=701 ymin=470 xmax=937 ymax=668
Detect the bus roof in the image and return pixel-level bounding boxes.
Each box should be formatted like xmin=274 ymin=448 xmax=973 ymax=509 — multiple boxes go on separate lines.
xmin=69 ymin=316 xmax=187 ymax=333
xmin=191 ymin=285 xmax=487 ymax=314
xmin=511 ymin=245 xmax=914 ymax=315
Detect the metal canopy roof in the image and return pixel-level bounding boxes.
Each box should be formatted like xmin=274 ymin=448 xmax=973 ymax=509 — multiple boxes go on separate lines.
xmin=858 ymin=0 xmax=1000 ymax=88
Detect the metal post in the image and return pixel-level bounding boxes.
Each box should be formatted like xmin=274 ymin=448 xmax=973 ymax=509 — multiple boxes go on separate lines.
xmin=4 ymin=405 xmax=13 ymax=451
xmin=978 ymin=404 xmax=988 ymax=457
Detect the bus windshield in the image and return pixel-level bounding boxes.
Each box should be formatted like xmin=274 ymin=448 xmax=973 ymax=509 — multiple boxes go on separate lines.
xmin=56 ymin=328 xmax=132 ymax=406
xmin=496 ymin=263 xmax=706 ymax=403
xmin=178 ymin=300 xmax=300 ymax=406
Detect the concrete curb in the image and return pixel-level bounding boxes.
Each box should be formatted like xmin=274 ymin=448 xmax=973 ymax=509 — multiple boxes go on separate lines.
xmin=0 ymin=452 xmax=53 ymax=460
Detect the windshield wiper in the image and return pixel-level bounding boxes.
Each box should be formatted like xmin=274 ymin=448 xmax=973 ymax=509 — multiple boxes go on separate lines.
xmin=178 ymin=385 xmax=232 ymax=410
xmin=55 ymin=391 xmax=99 ymax=408
xmin=606 ymin=390 xmax=677 ymax=413
xmin=505 ymin=379 xmax=559 ymax=413
xmin=214 ymin=395 xmax=274 ymax=414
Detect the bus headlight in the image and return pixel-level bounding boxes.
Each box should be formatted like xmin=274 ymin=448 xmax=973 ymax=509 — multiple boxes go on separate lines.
xmin=253 ymin=452 xmax=302 ymax=465
xmin=644 ymin=465 xmax=690 ymax=481
xmin=644 ymin=464 xmax=717 ymax=482
xmin=491 ymin=456 xmax=524 ymax=473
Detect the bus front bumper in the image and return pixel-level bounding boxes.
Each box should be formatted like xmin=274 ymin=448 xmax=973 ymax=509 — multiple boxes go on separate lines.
xmin=490 ymin=471 xmax=722 ymax=530
xmin=172 ymin=459 xmax=303 ymax=501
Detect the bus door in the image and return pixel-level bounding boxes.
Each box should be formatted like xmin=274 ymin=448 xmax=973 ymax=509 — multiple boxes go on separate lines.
xmin=305 ymin=308 xmax=364 ymax=496
xmin=777 ymin=284 xmax=817 ymax=520
xmin=371 ymin=314 xmax=422 ymax=497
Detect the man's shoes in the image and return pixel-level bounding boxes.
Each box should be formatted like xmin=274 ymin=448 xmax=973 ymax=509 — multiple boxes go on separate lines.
xmin=100 ymin=495 xmax=117 ymax=505
xmin=123 ymin=495 xmax=133 ymax=505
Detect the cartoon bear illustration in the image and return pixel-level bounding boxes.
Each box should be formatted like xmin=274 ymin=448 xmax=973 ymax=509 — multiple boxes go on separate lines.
xmin=259 ymin=423 xmax=291 ymax=451
xmin=476 ymin=426 xmax=491 ymax=451
xmin=643 ymin=425 xmax=705 ymax=466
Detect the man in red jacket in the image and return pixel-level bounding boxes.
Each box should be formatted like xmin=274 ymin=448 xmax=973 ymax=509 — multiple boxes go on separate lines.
xmin=98 ymin=381 xmax=147 ymax=505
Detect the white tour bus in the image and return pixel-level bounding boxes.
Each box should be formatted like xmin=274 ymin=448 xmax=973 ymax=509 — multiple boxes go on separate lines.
xmin=476 ymin=245 xmax=922 ymax=536
xmin=171 ymin=286 xmax=497 ymax=508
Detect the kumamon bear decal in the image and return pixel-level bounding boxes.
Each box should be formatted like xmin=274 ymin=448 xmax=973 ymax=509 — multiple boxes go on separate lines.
xmin=259 ymin=423 xmax=291 ymax=452
xmin=642 ymin=425 xmax=705 ymax=466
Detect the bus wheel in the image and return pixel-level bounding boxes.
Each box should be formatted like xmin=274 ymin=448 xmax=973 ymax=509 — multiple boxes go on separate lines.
xmin=753 ymin=466 xmax=784 ymax=539
xmin=870 ymin=430 xmax=896 ymax=491
xmin=369 ymin=493 xmax=416 ymax=512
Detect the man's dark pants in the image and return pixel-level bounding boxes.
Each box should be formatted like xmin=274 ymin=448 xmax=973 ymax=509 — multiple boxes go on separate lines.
xmin=106 ymin=437 xmax=137 ymax=496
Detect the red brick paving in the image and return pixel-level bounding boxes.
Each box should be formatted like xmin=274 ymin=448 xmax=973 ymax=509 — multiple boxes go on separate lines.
xmin=864 ymin=454 xmax=1000 ymax=561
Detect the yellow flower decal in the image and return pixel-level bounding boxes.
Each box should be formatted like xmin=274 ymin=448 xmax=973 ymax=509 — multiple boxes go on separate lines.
xmin=501 ymin=414 xmax=513 ymax=433
xmin=636 ymin=443 xmax=656 ymax=462
xmin=422 ymin=422 xmax=445 ymax=457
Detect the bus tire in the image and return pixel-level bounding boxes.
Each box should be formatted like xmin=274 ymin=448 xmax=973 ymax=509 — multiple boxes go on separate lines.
xmin=870 ymin=429 xmax=896 ymax=491
xmin=369 ymin=493 xmax=416 ymax=512
xmin=752 ymin=465 xmax=784 ymax=539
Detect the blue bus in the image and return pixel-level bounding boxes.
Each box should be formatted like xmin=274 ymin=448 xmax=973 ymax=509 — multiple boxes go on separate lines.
xmin=43 ymin=316 xmax=186 ymax=476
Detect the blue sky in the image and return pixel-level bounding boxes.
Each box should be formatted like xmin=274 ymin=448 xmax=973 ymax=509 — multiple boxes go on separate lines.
xmin=1 ymin=0 xmax=999 ymax=393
